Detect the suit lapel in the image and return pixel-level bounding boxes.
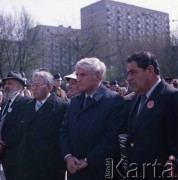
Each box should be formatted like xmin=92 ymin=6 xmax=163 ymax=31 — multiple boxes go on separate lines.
xmin=75 ymin=93 xmax=85 ymax=116
xmin=24 ymin=99 xmax=37 ymax=123
xmin=78 ymin=84 xmax=106 ymax=115
xmin=133 ymin=81 xmax=165 ymax=133
xmin=25 ymin=94 xmax=57 ymax=127
xmin=128 ymin=95 xmax=140 ymax=131
xmin=2 ymin=95 xmax=23 ymax=127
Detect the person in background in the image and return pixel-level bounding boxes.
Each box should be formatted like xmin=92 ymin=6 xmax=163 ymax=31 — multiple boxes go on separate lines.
xmin=118 ymin=86 xmax=128 ymax=97
xmin=110 ymin=80 xmax=119 ymax=92
xmin=126 ymin=51 xmax=178 ymax=179
xmin=0 ymin=71 xmax=31 ymax=180
xmin=123 ymin=91 xmax=135 ymax=101
xmin=102 ymin=81 xmax=110 ymax=89
xmin=21 ymin=85 xmax=33 ymax=98
xmin=17 ymin=70 xmax=68 ymax=180
xmin=173 ymin=79 xmax=178 ymax=89
xmin=60 ymin=57 xmax=126 ymax=180
xmin=53 ymin=73 xmax=68 ymax=100
xmin=164 ymin=77 xmax=174 ymax=86
xmin=64 ymin=72 xmax=80 ymax=100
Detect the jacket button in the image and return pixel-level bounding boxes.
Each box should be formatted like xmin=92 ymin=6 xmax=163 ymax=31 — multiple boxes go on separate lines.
xmin=131 ymin=143 xmax=134 ymax=147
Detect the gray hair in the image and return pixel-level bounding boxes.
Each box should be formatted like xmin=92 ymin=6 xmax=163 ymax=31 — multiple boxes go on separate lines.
xmin=32 ymin=71 xmax=53 ymax=85
xmin=75 ymin=57 xmax=106 ymax=80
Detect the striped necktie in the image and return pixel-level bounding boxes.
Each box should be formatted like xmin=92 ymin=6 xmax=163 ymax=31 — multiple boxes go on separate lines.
xmin=0 ymin=100 xmax=11 ymax=122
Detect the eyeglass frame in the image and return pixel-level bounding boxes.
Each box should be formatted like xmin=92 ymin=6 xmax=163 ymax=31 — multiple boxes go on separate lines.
xmin=31 ymin=83 xmax=50 ymax=89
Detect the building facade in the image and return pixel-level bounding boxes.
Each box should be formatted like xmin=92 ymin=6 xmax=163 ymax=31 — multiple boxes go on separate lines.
xmin=31 ymin=25 xmax=81 ymax=76
xmin=81 ymin=0 xmax=170 ymax=42
xmin=81 ymin=0 xmax=170 ymax=79
xmin=32 ymin=0 xmax=171 ymax=80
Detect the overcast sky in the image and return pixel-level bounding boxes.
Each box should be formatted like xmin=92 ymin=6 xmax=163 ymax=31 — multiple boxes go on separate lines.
xmin=0 ymin=0 xmax=178 ymax=30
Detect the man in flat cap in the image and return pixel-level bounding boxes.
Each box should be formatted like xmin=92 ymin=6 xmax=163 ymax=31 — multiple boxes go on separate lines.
xmin=0 ymin=71 xmax=31 ymax=180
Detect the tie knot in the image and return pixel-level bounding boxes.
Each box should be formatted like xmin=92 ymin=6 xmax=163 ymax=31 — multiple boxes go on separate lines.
xmin=35 ymin=101 xmax=43 ymax=111
xmin=86 ymin=96 xmax=91 ymax=100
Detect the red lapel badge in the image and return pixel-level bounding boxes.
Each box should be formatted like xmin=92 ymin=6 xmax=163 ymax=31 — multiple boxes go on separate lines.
xmin=147 ymin=100 xmax=154 ymax=109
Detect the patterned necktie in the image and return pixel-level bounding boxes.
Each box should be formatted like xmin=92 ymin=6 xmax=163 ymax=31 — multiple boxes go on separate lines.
xmin=137 ymin=95 xmax=147 ymax=116
xmin=35 ymin=101 xmax=43 ymax=111
xmin=1 ymin=100 xmax=11 ymax=122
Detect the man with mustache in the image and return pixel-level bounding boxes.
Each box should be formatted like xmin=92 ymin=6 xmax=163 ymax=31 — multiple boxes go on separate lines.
xmin=0 ymin=71 xmax=31 ymax=180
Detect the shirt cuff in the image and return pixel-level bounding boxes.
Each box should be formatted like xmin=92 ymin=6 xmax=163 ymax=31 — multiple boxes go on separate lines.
xmin=64 ymin=154 xmax=72 ymax=160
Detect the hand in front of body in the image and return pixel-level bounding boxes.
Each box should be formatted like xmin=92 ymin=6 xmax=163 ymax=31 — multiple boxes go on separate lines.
xmin=65 ymin=155 xmax=81 ymax=174
xmin=167 ymin=155 xmax=178 ymax=179
xmin=77 ymin=158 xmax=88 ymax=169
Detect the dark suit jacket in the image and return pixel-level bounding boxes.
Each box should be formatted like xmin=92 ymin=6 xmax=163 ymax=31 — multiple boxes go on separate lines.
xmin=0 ymin=95 xmax=31 ymax=180
xmin=60 ymin=84 xmax=126 ymax=180
xmin=18 ymin=93 xmax=68 ymax=180
xmin=127 ymin=80 xmax=178 ymax=179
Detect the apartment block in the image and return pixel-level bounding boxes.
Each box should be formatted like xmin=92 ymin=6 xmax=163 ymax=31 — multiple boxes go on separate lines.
xmin=81 ymin=0 xmax=170 ymax=41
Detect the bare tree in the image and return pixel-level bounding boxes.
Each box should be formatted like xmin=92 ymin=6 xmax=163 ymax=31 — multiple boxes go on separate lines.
xmin=0 ymin=8 xmax=41 ymax=78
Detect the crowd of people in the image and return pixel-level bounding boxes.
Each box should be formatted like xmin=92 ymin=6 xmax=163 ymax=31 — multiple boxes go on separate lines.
xmin=0 ymin=51 xmax=177 ymax=180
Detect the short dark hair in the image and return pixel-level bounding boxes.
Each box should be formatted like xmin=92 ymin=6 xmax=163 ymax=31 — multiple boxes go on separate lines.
xmin=127 ymin=51 xmax=160 ymax=75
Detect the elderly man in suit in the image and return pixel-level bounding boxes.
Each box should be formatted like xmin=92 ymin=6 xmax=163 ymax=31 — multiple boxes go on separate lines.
xmin=18 ymin=70 xmax=68 ymax=180
xmin=0 ymin=71 xmax=31 ymax=180
xmin=126 ymin=51 xmax=178 ymax=179
xmin=60 ymin=57 xmax=126 ymax=180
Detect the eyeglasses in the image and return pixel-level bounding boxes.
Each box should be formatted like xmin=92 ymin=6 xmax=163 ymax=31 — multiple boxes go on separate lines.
xmin=31 ymin=83 xmax=48 ymax=89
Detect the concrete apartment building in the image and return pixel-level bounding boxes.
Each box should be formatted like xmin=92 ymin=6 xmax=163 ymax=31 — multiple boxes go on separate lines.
xmin=31 ymin=25 xmax=81 ymax=76
xmin=80 ymin=0 xmax=170 ymax=79
xmin=81 ymin=0 xmax=170 ymax=41
xmin=30 ymin=0 xmax=170 ymax=79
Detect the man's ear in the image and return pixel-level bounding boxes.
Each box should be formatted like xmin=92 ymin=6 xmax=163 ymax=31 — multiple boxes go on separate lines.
xmin=146 ymin=65 xmax=155 ymax=75
xmin=48 ymin=85 xmax=53 ymax=92
xmin=95 ymin=72 xmax=102 ymax=81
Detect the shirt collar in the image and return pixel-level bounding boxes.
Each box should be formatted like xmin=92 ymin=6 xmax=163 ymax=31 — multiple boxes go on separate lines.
xmin=37 ymin=93 xmax=50 ymax=104
xmin=146 ymin=78 xmax=161 ymax=99
xmin=9 ymin=92 xmax=20 ymax=107
xmin=85 ymin=82 xmax=101 ymax=98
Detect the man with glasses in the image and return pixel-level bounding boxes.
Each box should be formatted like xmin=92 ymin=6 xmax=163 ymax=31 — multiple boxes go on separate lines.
xmin=17 ymin=70 xmax=68 ymax=180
